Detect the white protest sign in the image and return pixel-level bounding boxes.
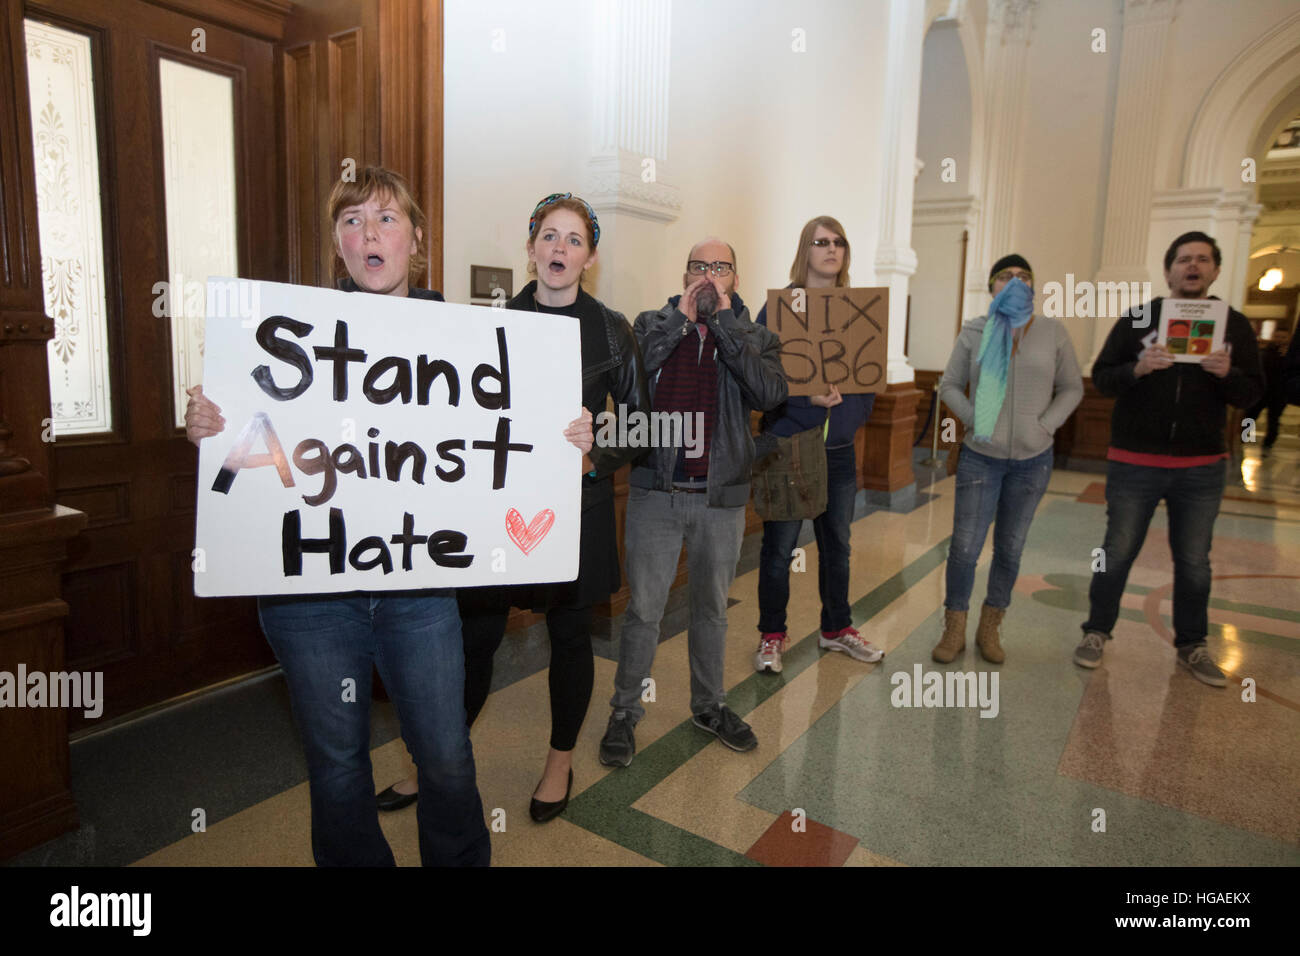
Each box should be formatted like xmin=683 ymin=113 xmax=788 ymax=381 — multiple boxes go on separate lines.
xmin=194 ymin=278 xmax=580 ymax=596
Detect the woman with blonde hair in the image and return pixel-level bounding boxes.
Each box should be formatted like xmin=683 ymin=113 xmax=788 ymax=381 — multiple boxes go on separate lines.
xmin=752 ymin=215 xmax=882 ymax=673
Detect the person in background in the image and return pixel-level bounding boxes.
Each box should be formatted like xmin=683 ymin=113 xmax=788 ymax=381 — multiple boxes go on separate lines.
xmin=379 ymin=193 xmax=647 ymax=825
xmin=752 ymin=215 xmax=882 ymax=674
xmin=1074 ymin=231 xmax=1263 ymax=685
xmin=1244 ymin=327 xmax=1290 ymax=456
xmin=934 ymin=254 xmax=1083 ymax=664
xmin=599 ymin=238 xmax=787 ymax=767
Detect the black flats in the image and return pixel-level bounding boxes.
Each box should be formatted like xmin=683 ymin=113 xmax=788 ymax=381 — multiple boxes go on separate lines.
xmin=528 ymin=770 xmax=573 ymax=824
xmin=376 ymin=784 xmax=418 ymax=812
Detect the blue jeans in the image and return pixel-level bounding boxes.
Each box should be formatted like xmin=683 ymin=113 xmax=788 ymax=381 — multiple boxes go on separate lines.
xmin=757 ymin=443 xmax=858 ymax=634
xmin=1083 ymin=459 xmax=1225 ymax=648
xmin=945 ymin=446 xmax=1053 ymax=612
xmin=258 ymin=591 xmax=490 ymax=867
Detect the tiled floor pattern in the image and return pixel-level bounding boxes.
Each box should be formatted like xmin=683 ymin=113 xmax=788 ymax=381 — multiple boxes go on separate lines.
xmin=131 ymin=449 xmax=1300 ymax=866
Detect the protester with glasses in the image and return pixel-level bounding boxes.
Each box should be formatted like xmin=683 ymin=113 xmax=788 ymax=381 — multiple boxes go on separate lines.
xmin=751 ymin=216 xmax=882 ymax=673
xmin=934 ymin=254 xmax=1082 ymax=664
xmin=599 ymin=238 xmax=788 ymax=766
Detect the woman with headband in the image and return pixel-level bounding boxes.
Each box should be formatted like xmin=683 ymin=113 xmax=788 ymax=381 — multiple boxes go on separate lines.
xmin=379 ymin=193 xmax=648 ymax=824
xmin=934 ymin=254 xmax=1082 ymax=664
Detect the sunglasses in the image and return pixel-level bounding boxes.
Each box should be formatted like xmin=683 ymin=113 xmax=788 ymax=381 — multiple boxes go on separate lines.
xmin=810 ymin=238 xmax=847 ymax=249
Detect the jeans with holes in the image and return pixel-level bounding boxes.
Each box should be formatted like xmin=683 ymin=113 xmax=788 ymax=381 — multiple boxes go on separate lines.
xmin=259 ymin=591 xmax=490 ymax=867
xmin=757 ymin=443 xmax=858 ymax=634
xmin=611 ymin=488 xmax=746 ymax=724
xmin=945 ymin=446 xmax=1054 ymax=612
xmin=1083 ymin=459 xmax=1225 ymax=648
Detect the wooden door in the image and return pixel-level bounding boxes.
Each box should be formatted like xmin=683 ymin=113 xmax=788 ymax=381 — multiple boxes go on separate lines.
xmin=24 ymin=0 xmax=286 ymax=729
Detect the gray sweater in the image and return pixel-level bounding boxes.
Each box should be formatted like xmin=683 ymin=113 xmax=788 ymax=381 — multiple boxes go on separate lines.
xmin=938 ymin=314 xmax=1083 ymax=460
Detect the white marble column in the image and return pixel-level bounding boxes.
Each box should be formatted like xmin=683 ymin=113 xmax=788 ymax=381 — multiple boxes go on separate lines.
xmin=874 ymin=0 xmax=927 ymax=384
xmin=1090 ymin=0 xmax=1181 ymax=358
xmin=1225 ymin=190 xmax=1264 ymax=310
xmin=580 ymin=0 xmax=679 ymax=310
xmin=911 ymin=195 xmax=980 ymax=369
xmin=965 ymin=0 xmax=1037 ymax=319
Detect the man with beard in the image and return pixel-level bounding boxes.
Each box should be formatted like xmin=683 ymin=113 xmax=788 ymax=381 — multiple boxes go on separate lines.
xmin=1074 ymin=231 xmax=1263 ymax=686
xmin=599 ymin=239 xmax=787 ymax=766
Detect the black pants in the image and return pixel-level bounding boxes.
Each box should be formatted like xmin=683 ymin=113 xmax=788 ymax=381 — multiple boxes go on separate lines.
xmin=461 ymin=600 xmax=594 ymax=752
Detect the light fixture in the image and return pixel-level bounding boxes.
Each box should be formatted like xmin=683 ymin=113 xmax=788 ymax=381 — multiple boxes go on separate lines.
xmin=1258 ymin=267 xmax=1283 ymax=291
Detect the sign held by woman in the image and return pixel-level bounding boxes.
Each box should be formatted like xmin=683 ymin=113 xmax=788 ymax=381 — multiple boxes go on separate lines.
xmin=765 ymin=286 xmax=889 ymax=395
xmin=194 ymin=277 xmax=581 ymax=596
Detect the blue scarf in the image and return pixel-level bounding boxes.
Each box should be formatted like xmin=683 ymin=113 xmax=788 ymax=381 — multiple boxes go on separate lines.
xmin=973 ymin=277 xmax=1033 ymax=440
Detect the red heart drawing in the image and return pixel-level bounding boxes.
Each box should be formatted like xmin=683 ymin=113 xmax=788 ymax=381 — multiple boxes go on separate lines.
xmin=505 ymin=508 xmax=555 ymax=555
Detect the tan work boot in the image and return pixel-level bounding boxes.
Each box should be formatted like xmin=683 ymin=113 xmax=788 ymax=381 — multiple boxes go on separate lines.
xmin=932 ymin=609 xmax=967 ymax=663
xmin=975 ymin=603 xmax=1006 ymax=664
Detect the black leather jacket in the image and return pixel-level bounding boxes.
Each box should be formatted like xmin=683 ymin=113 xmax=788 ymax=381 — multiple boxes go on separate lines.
xmin=631 ymin=293 xmax=788 ymax=507
xmin=508 ymin=281 xmax=650 ymax=512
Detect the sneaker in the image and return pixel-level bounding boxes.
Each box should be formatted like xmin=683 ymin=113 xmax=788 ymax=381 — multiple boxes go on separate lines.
xmin=692 ymin=705 xmax=757 ymax=752
xmin=599 ymin=711 xmax=636 ymax=767
xmin=1073 ymin=630 xmax=1107 ymax=668
xmin=819 ymin=626 xmax=884 ymax=663
xmin=754 ymin=632 xmax=788 ymax=673
xmin=1177 ymin=643 xmax=1227 ymax=687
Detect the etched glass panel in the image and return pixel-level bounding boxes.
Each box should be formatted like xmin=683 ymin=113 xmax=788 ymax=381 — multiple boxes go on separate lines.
xmin=158 ymin=58 xmax=238 ymax=428
xmin=25 ymin=19 xmax=112 ymax=436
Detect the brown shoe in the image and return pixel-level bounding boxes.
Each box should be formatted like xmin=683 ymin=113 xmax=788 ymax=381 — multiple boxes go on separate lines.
xmin=975 ymin=603 xmax=1006 ymax=664
xmin=932 ymin=609 xmax=967 ymax=663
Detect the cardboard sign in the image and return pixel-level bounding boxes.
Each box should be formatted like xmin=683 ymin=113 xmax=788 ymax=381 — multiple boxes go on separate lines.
xmin=1158 ymin=298 xmax=1227 ymax=362
xmin=765 ymin=287 xmax=888 ymax=395
xmin=194 ymin=278 xmax=580 ymax=596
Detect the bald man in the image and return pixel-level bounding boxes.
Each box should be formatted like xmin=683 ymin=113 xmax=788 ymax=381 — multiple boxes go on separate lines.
xmin=599 ymin=239 xmax=788 ymax=766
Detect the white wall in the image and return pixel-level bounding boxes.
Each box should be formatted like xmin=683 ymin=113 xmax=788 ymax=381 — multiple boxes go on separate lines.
xmin=444 ymin=0 xmax=892 ymax=322
xmin=1011 ymin=0 xmax=1122 ymax=363
xmin=915 ymin=21 xmax=970 ymax=203
xmin=442 ymin=0 xmax=596 ymax=306
xmin=444 ymin=0 xmax=1300 ymax=372
xmin=910 ymin=20 xmax=974 ymax=371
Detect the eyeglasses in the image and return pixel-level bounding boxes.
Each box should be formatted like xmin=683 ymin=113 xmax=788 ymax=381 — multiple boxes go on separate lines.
xmin=686 ymin=260 xmax=735 ymax=277
xmin=993 ymin=270 xmax=1032 ymax=286
xmin=810 ymin=238 xmax=847 ymax=249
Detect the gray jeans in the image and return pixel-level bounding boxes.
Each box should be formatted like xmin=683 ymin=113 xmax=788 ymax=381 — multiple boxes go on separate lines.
xmin=611 ymin=487 xmax=747 ymax=723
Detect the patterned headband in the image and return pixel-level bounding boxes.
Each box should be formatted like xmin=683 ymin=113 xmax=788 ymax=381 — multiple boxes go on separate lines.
xmin=528 ymin=192 xmax=600 ymax=247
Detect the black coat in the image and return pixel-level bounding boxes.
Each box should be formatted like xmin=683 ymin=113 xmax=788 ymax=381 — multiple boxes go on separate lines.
xmin=1092 ymin=297 xmax=1263 ymax=457
xmin=468 ymin=279 xmax=649 ymax=610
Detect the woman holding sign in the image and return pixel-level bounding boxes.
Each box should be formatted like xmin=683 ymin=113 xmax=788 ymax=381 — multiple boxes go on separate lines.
xmin=934 ymin=254 xmax=1082 ymax=664
xmin=752 ymin=216 xmax=882 ymax=674
xmin=186 ymin=167 xmax=594 ymax=865
xmin=380 ymin=193 xmax=649 ymax=825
